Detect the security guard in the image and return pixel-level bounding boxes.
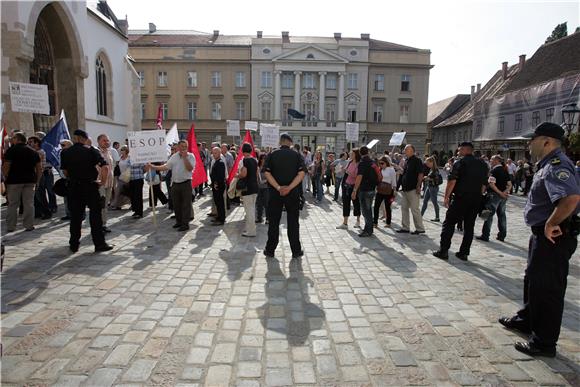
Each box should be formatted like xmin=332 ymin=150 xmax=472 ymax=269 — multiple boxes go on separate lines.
xmin=60 ymin=130 xmax=113 ymax=253
xmin=499 ymin=122 xmax=579 ymax=357
xmin=263 ymin=134 xmax=307 ymax=259
xmin=433 ymin=141 xmax=488 ymax=261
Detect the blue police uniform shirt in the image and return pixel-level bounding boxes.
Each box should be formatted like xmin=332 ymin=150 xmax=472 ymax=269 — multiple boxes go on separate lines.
xmin=524 ymin=148 xmax=580 ymax=227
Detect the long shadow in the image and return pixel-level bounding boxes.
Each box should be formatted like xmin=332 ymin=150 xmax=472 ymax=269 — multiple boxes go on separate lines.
xmin=257 ymin=258 xmax=325 ymax=346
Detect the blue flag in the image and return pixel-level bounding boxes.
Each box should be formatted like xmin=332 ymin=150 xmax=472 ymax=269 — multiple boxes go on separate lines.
xmin=41 ymin=117 xmax=70 ymax=169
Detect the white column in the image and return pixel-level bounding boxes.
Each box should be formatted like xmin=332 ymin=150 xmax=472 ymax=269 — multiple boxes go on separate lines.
xmin=274 ymin=70 xmax=281 ymax=120
xmin=318 ymin=71 xmax=326 ymax=123
xmin=338 ymin=72 xmax=345 ymax=121
xmin=293 ymin=71 xmax=302 ymax=113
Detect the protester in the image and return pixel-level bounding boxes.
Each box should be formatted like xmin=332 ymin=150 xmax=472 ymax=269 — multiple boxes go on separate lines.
xmin=147 ymin=140 xmax=195 ymax=231
xmin=165 ymin=143 xmax=178 ymax=211
xmin=352 ymin=146 xmax=377 ymax=237
xmin=331 ymin=152 xmax=348 ymax=202
xmin=499 ymin=122 xmax=579 ymax=357
xmin=59 ymin=139 xmax=73 ymax=220
xmin=97 ymin=134 xmax=114 ymax=233
xmin=397 ymin=144 xmax=425 ymax=235
xmin=256 ymin=154 xmax=270 ymax=224
xmin=147 ymin=162 xmax=168 ymax=208
xmin=237 ymin=143 xmax=259 ymax=237
xmin=128 ymin=151 xmax=146 ymax=219
xmin=523 ymin=161 xmax=534 ymax=195
xmin=324 ymin=153 xmax=335 ymax=195
xmin=420 ymin=156 xmax=442 ymax=222
xmin=477 ymin=155 xmax=511 ymax=242
xmin=374 ymin=156 xmax=396 ymax=227
xmin=433 ymin=142 xmax=488 ymax=261
xmin=3 ymin=132 xmax=41 ymax=232
xmin=337 ymin=148 xmax=361 ymax=229
xmin=27 ymin=136 xmax=52 ymax=220
xmin=506 ymin=158 xmax=517 ymax=194
xmin=264 ymin=134 xmax=306 ymax=259
xmin=302 ymin=146 xmax=313 ymax=194
xmin=210 ymin=146 xmax=227 ymax=225
xmin=514 ymin=160 xmax=524 ymax=194
xmin=110 ymin=145 xmax=131 ymax=210
xmin=312 ymin=151 xmax=325 ymax=202
xmin=60 ymin=129 xmax=112 ymax=252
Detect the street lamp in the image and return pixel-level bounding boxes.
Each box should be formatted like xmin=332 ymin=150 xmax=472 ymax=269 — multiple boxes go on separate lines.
xmin=561 ymin=103 xmax=580 ymax=137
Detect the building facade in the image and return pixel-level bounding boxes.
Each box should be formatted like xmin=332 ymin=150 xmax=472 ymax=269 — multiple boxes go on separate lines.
xmin=1 ymin=1 xmax=140 ymax=142
xmin=129 ymin=30 xmax=432 ymax=153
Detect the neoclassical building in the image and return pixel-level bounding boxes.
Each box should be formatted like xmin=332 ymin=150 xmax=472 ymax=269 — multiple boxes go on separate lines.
xmin=129 ymin=29 xmax=432 ymax=153
xmin=1 ymin=1 xmax=140 ymax=142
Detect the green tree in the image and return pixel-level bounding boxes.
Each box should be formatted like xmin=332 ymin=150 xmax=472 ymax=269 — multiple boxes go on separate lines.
xmin=545 ymin=22 xmax=568 ymax=43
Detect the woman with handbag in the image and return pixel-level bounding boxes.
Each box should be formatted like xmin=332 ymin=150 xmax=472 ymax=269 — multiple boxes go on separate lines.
xmin=237 ymin=143 xmax=259 ymax=237
xmin=110 ymin=146 xmax=131 ymax=210
xmin=312 ymin=151 xmax=325 ymax=202
xmin=420 ymin=156 xmax=442 ymax=221
xmin=373 ymin=156 xmax=397 ymax=227
xmin=337 ymin=148 xmax=361 ymax=229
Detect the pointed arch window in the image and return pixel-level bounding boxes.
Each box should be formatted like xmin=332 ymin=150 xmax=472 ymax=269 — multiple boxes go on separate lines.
xmin=96 ymin=56 xmax=107 ymax=116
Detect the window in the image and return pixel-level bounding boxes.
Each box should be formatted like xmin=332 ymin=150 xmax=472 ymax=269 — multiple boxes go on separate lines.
xmin=140 ymin=103 xmax=145 ymax=120
xmin=326 ymin=103 xmax=336 ymax=127
xmin=187 ymin=71 xmax=197 ymax=88
xmin=545 ymin=108 xmax=554 ymax=123
xmin=498 ymin=116 xmax=505 ymax=136
xmin=282 ymin=73 xmax=293 ymax=89
xmin=261 ymin=71 xmax=272 ymax=88
xmin=211 ymin=71 xmax=221 ymax=87
xmin=138 ymin=71 xmax=145 ymax=87
xmin=399 ymin=104 xmax=409 ymax=123
xmin=350 ymin=50 xmax=358 ymax=56
xmin=374 ymin=74 xmax=385 ymax=91
xmin=235 ymin=72 xmax=246 ymax=88
xmin=532 ymin=111 xmax=541 ymax=127
xmin=326 ymin=74 xmax=337 ymax=90
xmin=261 ymin=102 xmax=271 ymax=120
xmin=263 ymin=48 xmax=271 ymax=54
xmin=401 ymin=75 xmax=411 ymax=92
xmin=187 ymin=102 xmax=197 ymax=120
xmin=348 ymin=109 xmax=357 ymax=122
xmin=211 ymin=102 xmax=221 ymax=120
xmin=282 ymin=103 xmax=292 ymax=126
xmin=302 ymin=102 xmax=317 ymax=126
xmin=158 ymin=71 xmax=168 ymax=87
xmin=161 ymin=103 xmax=168 ymax=120
xmin=348 ymin=73 xmax=358 ymax=89
xmin=373 ymin=105 xmax=383 ymax=123
xmin=303 ymin=73 xmax=314 ymax=89
xmin=514 ymin=113 xmax=523 ymax=133
xmin=96 ymin=56 xmax=107 ymax=116
xmin=236 ymin=102 xmax=245 ymax=120
xmin=475 ymin=119 xmax=482 ymax=137
xmin=306 ymin=53 xmax=315 ymax=59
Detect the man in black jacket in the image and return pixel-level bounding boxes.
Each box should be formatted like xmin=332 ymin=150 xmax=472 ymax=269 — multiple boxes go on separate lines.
xmin=210 ymin=147 xmax=226 ymax=225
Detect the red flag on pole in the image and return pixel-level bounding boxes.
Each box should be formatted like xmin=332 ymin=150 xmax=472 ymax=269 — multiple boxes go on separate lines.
xmin=227 ymin=130 xmax=256 ymax=185
xmin=156 ymin=104 xmax=163 ymax=129
xmin=186 ymin=123 xmax=208 ymax=187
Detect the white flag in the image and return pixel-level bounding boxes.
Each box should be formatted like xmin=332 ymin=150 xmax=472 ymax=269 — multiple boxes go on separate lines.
xmin=165 ymin=123 xmax=179 ymax=156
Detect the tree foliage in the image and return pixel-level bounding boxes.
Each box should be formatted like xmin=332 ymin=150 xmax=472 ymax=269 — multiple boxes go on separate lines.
xmin=545 ymin=22 xmax=568 ymax=43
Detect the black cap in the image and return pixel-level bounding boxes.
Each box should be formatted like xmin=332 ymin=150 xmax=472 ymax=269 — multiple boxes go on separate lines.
xmin=523 ymin=122 xmax=565 ymax=140
xmin=280 ymin=133 xmax=293 ymax=143
xmin=73 ymin=129 xmax=88 ymax=139
xmin=458 ymin=141 xmax=473 ymax=148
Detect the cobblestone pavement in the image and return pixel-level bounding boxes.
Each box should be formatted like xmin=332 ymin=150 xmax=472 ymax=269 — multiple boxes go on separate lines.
xmin=1 ymin=184 xmax=579 ymax=386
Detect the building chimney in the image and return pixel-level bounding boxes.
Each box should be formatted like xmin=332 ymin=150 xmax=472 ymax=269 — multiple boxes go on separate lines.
xmin=282 ymin=31 xmax=289 ymax=42
xmin=502 ymin=61 xmax=508 ymax=80
xmin=148 ymin=22 xmax=156 ymax=33
xmin=471 ymin=85 xmax=475 ymax=101
xmin=361 ymin=33 xmax=370 ymax=40
xmin=476 ymin=83 xmax=481 ymax=93
xmin=519 ymin=54 xmax=526 ymax=70
xmin=213 ymin=30 xmax=219 ymax=38
xmin=334 ymin=32 xmax=341 ymax=40
xmin=257 ymin=31 xmax=262 ymax=38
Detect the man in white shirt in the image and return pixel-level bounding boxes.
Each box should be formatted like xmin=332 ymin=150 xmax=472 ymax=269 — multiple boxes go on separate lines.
xmin=147 ymin=140 xmax=195 ymax=231
xmin=506 ymin=158 xmax=517 ymax=194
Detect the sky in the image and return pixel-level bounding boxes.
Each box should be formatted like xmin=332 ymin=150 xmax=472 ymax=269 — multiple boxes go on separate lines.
xmin=108 ymin=0 xmax=579 ymax=105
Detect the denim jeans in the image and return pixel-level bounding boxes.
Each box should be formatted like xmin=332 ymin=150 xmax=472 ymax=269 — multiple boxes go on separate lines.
xmin=314 ymin=175 xmax=323 ymax=201
xmin=481 ymin=192 xmax=507 ymax=239
xmin=421 ymin=185 xmax=440 ymax=219
xmin=358 ymin=190 xmax=375 ymax=234
xmin=334 ymin=176 xmax=343 ymax=201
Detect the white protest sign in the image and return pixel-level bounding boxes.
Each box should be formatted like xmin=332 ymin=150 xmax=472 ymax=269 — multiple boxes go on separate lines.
xmin=366 ymin=139 xmax=379 ymax=149
xmin=9 ymin=82 xmax=50 ymax=114
xmin=345 ymin=122 xmax=359 ymax=142
xmin=389 ymin=132 xmax=406 ymax=146
xmin=127 ymin=130 xmax=167 ymax=164
xmin=260 ymin=123 xmax=279 ymax=148
xmin=227 ymin=120 xmax=240 ymax=136
xmin=245 ymin=121 xmax=258 ymax=131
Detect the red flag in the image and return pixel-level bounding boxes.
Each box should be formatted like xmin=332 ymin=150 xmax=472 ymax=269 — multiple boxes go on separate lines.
xmin=227 ymin=130 xmax=256 ymax=185
xmin=156 ymin=104 xmax=163 ymax=129
xmin=186 ymin=123 xmax=208 ymax=187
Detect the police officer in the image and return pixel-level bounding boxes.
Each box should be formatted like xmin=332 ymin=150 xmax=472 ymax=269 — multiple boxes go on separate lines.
xmin=433 ymin=141 xmax=488 ymax=261
xmin=60 ymin=130 xmax=113 ymax=253
xmin=499 ymin=122 xmax=579 ymax=357
xmin=263 ymin=134 xmax=307 ymax=259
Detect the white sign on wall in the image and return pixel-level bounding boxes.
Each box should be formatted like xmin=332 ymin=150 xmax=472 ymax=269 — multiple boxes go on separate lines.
xmin=260 ymin=123 xmax=280 ymax=148
xmin=127 ymin=130 xmax=168 ymax=164
xmin=389 ymin=132 xmax=407 ymax=146
xmin=226 ymin=120 xmax=240 ymax=137
xmin=245 ymin=121 xmax=258 ymax=131
xmin=9 ymin=82 xmax=50 ymax=114
xmin=345 ymin=122 xmax=359 ymax=142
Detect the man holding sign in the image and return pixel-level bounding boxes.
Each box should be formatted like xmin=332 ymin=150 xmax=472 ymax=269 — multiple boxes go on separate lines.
xmin=147 ymin=140 xmax=195 ymax=231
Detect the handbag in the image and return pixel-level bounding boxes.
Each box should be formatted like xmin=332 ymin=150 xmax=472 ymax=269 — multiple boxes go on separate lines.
xmin=377 ymin=182 xmax=393 ymax=196
xmin=114 ymin=164 xmax=121 ymax=177
xmin=119 ymin=168 xmax=131 ymax=183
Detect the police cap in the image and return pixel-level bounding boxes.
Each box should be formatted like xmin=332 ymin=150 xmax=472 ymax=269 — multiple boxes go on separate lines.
xmin=280 ymin=133 xmax=293 ymax=143
xmin=523 ymin=122 xmax=565 ymax=141
xmin=73 ymin=129 xmax=89 ymax=139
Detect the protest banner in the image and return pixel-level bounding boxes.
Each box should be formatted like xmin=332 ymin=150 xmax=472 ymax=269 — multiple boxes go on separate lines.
xmin=389 ymin=131 xmax=407 ymax=146
xmin=260 ymin=123 xmax=279 ymax=148
xmin=245 ymin=121 xmax=258 ymax=131
xmin=127 ymin=130 xmax=167 ymax=164
xmin=346 ymin=122 xmax=359 ymax=142
xmin=9 ymin=82 xmax=49 ymax=114
xmin=227 ymin=120 xmax=240 ymax=137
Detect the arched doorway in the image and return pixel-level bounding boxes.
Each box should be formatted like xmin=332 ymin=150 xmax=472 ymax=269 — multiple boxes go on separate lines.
xmin=30 ymin=18 xmax=56 ymax=132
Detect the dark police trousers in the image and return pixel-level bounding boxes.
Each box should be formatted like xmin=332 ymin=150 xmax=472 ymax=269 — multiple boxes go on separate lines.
xmin=212 ymin=186 xmax=226 ymax=222
xmin=439 ymin=193 xmax=482 ymax=255
xmin=516 ymin=229 xmax=577 ymax=349
xmin=265 ymin=188 xmax=302 ymax=257
xmin=68 ymin=180 xmax=105 ymax=248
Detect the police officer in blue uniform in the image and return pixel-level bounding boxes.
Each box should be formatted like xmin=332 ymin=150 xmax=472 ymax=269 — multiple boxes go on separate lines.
xmin=499 ymin=122 xmax=579 ymax=357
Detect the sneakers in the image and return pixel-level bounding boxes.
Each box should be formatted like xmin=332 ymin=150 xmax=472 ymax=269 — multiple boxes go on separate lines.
xmin=336 ymin=224 xmax=348 ymax=230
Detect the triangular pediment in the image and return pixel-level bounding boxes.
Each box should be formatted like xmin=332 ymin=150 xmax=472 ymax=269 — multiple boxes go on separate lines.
xmin=273 ymin=45 xmax=348 ymax=63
